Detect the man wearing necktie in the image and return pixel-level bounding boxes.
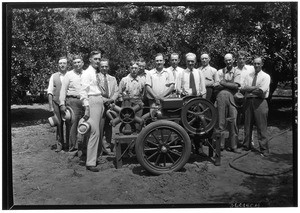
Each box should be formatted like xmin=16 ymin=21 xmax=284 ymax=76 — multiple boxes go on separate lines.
xmin=198 ymin=53 xmax=219 ymax=103
xmin=176 ymin=53 xmax=206 ymax=97
xmin=79 ymin=51 xmax=103 ymax=172
xmin=98 ymin=58 xmax=119 ymax=157
xmin=241 ymin=57 xmax=270 ymax=157
xmin=215 ymin=53 xmax=241 ymax=154
xmin=176 ymin=53 xmax=206 ymax=155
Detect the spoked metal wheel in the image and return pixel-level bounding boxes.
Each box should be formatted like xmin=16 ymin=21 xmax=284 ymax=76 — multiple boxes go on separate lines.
xmin=135 ymin=120 xmax=191 ymax=175
xmin=181 ymin=97 xmax=217 ymax=135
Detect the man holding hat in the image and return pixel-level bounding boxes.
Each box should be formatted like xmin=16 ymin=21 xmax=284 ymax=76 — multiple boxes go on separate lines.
xmin=80 ymin=51 xmax=105 ymax=172
xmin=59 ymin=55 xmax=85 ymax=153
xmin=47 ymin=56 xmax=69 ymax=152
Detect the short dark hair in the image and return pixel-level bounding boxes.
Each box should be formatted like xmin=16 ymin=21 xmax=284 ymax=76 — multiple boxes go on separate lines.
xmin=155 ymin=53 xmax=164 ymax=60
xmin=237 ymin=51 xmax=248 ymax=58
xmin=89 ymin=50 xmax=101 ymax=59
xmin=100 ymin=58 xmax=109 ymax=64
xmin=58 ymin=56 xmax=68 ymax=61
xmin=72 ymin=54 xmax=83 ymax=61
xmin=130 ymin=60 xmax=139 ymax=66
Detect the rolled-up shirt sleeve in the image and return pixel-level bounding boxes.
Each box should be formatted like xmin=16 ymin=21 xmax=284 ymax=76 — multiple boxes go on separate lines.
xmin=233 ymin=70 xmax=241 ymax=86
xmin=80 ymin=71 xmax=91 ymax=107
xmin=145 ymin=72 xmax=152 ymax=87
xmin=258 ymin=74 xmax=271 ymax=94
xmin=47 ymin=75 xmax=54 ymax=95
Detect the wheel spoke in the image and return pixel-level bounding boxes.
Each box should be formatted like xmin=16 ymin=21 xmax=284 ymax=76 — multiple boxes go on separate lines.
xmin=160 ymin=128 xmax=164 ymax=143
xmin=163 ymin=130 xmax=172 ymax=144
xmin=163 ymin=154 xmax=166 ymax=167
xmin=205 ymin=117 xmax=212 ymax=122
xmin=151 ymin=132 xmax=161 ymax=144
xmin=188 ymin=117 xmax=196 ymax=125
xmin=169 ymin=149 xmax=182 ymax=157
xmin=200 ymin=107 xmax=209 ymax=114
xmin=147 ymin=151 xmax=159 ymax=160
xmin=145 ymin=139 xmax=159 ymax=147
xmin=187 ymin=110 xmax=196 ymax=115
xmin=155 ymin=153 xmax=161 ymax=165
xmin=144 ymin=147 xmax=158 ymax=152
xmin=166 ymin=153 xmax=175 ymax=163
xmin=169 ymin=145 xmax=183 ymax=149
xmin=167 ymin=137 xmax=180 ymax=146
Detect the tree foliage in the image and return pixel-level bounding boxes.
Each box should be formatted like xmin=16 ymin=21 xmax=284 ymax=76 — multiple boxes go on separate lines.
xmin=9 ymin=3 xmax=295 ymax=104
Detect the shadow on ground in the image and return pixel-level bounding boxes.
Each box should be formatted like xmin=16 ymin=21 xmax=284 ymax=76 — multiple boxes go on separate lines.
xmin=11 ymin=108 xmax=53 ymax=128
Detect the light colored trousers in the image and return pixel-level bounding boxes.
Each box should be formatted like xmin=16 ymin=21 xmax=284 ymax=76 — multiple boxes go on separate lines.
xmin=86 ymin=95 xmax=104 ymax=167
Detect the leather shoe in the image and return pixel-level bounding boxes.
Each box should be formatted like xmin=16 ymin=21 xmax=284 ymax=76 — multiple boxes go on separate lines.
xmin=86 ymin=166 xmax=100 ymax=172
xmin=229 ymin=148 xmax=241 ymax=154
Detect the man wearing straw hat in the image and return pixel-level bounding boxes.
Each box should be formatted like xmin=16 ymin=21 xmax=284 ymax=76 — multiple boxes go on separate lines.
xmin=79 ymin=50 xmax=104 ymax=172
xmin=47 ymin=56 xmax=69 ymax=152
xmin=59 ymin=55 xmax=85 ymax=154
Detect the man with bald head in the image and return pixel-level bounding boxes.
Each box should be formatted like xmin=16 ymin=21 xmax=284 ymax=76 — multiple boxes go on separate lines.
xmin=215 ymin=53 xmax=241 ymax=153
xmin=176 ymin=53 xmax=206 ymax=97
xmin=198 ymin=53 xmax=219 ymax=103
xmin=241 ymin=56 xmax=270 ymax=157
xmin=177 ymin=52 xmax=206 ymax=155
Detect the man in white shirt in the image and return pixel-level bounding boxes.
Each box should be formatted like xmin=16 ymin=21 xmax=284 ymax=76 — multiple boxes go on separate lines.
xmin=167 ymin=53 xmax=185 ymax=93
xmin=146 ymin=53 xmax=175 ymax=107
xmin=215 ymin=53 xmax=241 ymax=154
xmin=176 ymin=53 xmax=206 ymax=98
xmin=235 ymin=51 xmax=255 ymax=145
xmin=59 ymin=55 xmax=84 ymax=153
xmin=198 ymin=53 xmax=219 ymax=103
xmin=236 ymin=51 xmax=255 ymax=88
xmin=241 ymin=56 xmax=271 ymax=157
xmin=177 ymin=53 xmax=206 ymax=155
xmin=79 ymin=51 xmax=104 ymax=172
xmin=47 ymin=56 xmax=68 ymax=152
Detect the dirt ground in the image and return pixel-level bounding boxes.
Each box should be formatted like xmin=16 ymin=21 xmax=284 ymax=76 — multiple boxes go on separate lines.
xmin=10 ymin=98 xmax=295 ymax=207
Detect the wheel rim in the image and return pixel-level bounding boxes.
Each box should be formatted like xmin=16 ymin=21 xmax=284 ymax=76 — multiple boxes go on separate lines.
xmin=141 ymin=125 xmax=188 ymax=171
xmin=181 ymin=98 xmax=217 ymax=135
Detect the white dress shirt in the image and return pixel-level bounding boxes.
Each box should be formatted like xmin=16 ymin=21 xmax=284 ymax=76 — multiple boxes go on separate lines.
xmin=177 ymin=68 xmax=206 ymax=96
xmin=243 ymin=70 xmax=271 ymax=98
xmin=80 ymin=65 xmax=102 ymax=106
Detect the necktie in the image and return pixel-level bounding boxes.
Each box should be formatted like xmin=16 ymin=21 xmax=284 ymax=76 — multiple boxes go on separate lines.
xmin=102 ymin=74 xmax=109 ymax=98
xmin=189 ymin=70 xmax=197 ymax=96
xmin=173 ymin=68 xmax=176 ymax=80
xmin=96 ymin=73 xmax=102 ymax=93
xmin=252 ymin=72 xmax=258 ymax=86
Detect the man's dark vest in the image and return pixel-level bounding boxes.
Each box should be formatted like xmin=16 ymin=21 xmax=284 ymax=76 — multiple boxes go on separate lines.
xmin=52 ymin=72 xmax=62 ymax=104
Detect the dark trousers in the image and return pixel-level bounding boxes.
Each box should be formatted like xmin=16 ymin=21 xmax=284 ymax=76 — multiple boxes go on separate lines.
xmin=244 ymin=98 xmax=269 ymax=152
xmin=66 ymin=97 xmax=84 ymax=150
xmin=53 ymin=101 xmax=69 ymax=149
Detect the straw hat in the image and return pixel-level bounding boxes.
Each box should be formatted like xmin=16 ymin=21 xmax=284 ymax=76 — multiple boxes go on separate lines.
xmin=77 ymin=118 xmax=91 ymax=135
xmin=48 ymin=114 xmax=59 ymax=127
xmin=62 ymin=106 xmax=75 ymax=123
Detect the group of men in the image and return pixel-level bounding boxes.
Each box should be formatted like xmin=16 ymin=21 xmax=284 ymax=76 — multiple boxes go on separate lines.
xmin=47 ymin=50 xmax=271 ymax=172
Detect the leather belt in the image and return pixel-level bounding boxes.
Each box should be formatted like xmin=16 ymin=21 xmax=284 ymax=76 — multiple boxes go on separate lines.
xmin=66 ymin=95 xmax=80 ymax=99
xmin=246 ymin=97 xmax=264 ymax=100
